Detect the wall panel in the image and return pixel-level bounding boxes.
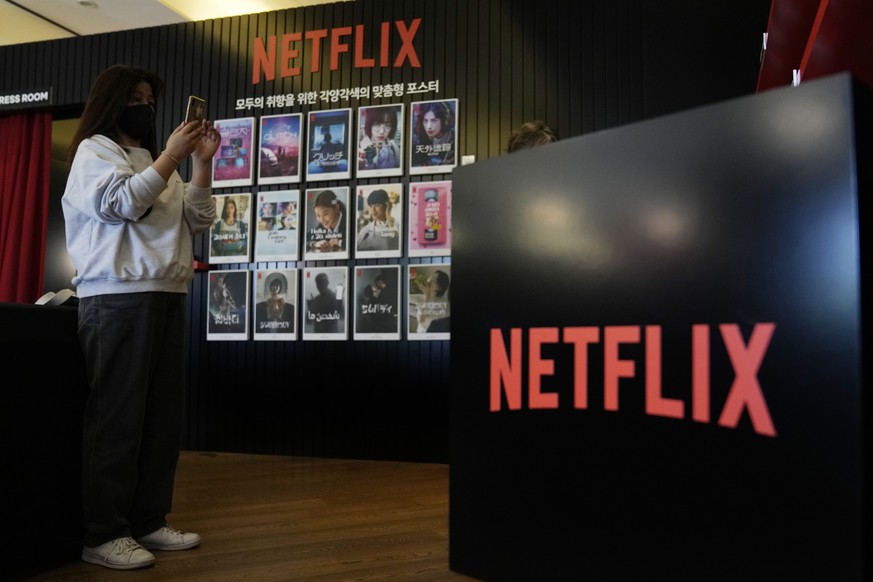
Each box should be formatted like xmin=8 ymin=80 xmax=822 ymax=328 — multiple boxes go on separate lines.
xmin=0 ymin=0 xmax=770 ymax=463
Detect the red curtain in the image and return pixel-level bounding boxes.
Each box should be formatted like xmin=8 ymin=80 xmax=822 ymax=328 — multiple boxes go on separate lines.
xmin=0 ymin=113 xmax=52 ymax=303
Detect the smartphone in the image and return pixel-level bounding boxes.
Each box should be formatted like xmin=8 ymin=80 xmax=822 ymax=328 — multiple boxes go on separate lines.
xmin=185 ymin=95 xmax=207 ymax=123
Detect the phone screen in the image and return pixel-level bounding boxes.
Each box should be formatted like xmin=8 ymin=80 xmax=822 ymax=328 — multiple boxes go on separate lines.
xmin=185 ymin=96 xmax=206 ymax=123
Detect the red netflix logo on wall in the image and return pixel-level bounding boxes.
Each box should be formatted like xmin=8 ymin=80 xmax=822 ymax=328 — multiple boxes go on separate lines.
xmin=252 ymin=19 xmax=422 ymax=84
xmin=490 ymin=323 xmax=777 ymax=437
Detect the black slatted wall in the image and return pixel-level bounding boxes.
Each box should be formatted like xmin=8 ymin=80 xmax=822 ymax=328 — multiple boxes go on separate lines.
xmin=1 ymin=0 xmax=770 ymax=462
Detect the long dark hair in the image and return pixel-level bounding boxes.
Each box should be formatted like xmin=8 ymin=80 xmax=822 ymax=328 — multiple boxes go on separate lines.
xmin=415 ymin=101 xmax=454 ymax=141
xmin=67 ymin=64 xmax=164 ymax=162
xmin=221 ymin=197 xmax=238 ymax=221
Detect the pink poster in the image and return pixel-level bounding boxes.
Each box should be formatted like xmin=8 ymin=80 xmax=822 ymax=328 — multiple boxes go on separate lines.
xmin=408 ymin=180 xmax=451 ymax=257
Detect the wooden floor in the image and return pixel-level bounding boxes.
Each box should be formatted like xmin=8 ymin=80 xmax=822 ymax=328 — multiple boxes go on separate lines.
xmin=23 ymin=451 xmax=481 ymax=581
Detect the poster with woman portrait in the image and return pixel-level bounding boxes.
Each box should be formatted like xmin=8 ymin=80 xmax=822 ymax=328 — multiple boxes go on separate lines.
xmin=354 ymin=183 xmax=403 ymax=259
xmin=254 ymin=190 xmax=300 ymax=262
xmin=408 ymin=181 xmax=451 ymax=257
xmin=209 ymin=193 xmax=252 ymax=264
xmin=306 ymin=108 xmax=352 ymax=181
xmin=303 ymin=186 xmax=350 ymax=261
xmin=409 ymin=99 xmax=458 ymax=175
xmin=353 ymin=265 xmax=401 ymax=341
xmin=258 ymin=112 xmax=303 ymax=185
xmin=253 ymin=268 xmax=298 ymax=341
xmin=207 ymin=269 xmax=250 ymax=341
xmin=356 ymin=104 xmax=404 ymax=179
xmin=407 ymin=263 xmax=451 ymax=340
xmin=302 ymin=266 xmax=348 ymax=341
xmin=212 ymin=117 xmax=255 ymax=188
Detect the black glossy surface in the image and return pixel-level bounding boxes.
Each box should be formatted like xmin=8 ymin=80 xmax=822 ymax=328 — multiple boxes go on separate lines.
xmin=450 ymin=74 xmax=870 ymax=581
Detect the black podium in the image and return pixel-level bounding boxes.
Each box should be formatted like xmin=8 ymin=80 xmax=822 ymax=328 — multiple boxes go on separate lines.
xmin=0 ymin=303 xmax=88 ymax=577
xmin=450 ymin=73 xmax=871 ymax=580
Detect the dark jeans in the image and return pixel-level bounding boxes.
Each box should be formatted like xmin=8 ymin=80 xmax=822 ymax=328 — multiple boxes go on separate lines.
xmin=78 ymin=292 xmax=187 ymax=547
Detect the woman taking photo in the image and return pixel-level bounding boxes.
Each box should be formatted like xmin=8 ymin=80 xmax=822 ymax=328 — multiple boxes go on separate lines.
xmin=62 ymin=64 xmax=220 ymax=570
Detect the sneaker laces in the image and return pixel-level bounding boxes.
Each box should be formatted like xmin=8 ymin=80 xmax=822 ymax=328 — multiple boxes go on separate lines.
xmin=115 ymin=537 xmax=144 ymax=553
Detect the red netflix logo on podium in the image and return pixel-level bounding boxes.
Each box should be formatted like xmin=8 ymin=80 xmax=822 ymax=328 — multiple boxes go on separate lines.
xmin=490 ymin=323 xmax=777 ymax=437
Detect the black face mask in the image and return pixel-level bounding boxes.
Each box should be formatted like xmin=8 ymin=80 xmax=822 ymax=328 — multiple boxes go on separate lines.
xmin=118 ymin=104 xmax=155 ymax=140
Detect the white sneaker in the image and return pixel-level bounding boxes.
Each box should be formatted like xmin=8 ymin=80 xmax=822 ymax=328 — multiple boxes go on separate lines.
xmin=136 ymin=525 xmax=201 ymax=551
xmin=81 ymin=537 xmax=155 ymax=570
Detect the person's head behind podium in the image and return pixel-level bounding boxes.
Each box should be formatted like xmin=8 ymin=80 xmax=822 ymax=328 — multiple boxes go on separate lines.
xmin=506 ymin=120 xmax=558 ymax=153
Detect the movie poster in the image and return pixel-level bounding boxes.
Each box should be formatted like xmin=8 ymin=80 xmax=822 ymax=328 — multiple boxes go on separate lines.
xmin=258 ymin=112 xmax=302 ymax=185
xmin=408 ymin=181 xmax=451 ymax=257
xmin=353 ymin=265 xmax=401 ymax=341
xmin=209 ymin=193 xmax=252 ymax=264
xmin=409 ymin=99 xmax=458 ymax=175
xmin=212 ymin=117 xmax=255 ymax=187
xmin=207 ymin=269 xmax=250 ymax=341
xmin=254 ymin=190 xmax=300 ymax=262
xmin=302 ymin=266 xmax=348 ymax=341
xmin=306 ymin=108 xmax=352 ymax=181
xmin=303 ymin=186 xmax=350 ymax=261
xmin=253 ymin=268 xmax=298 ymax=341
xmin=407 ymin=263 xmax=451 ymax=340
xmin=353 ymin=183 xmax=403 ymax=259
xmin=356 ymin=104 xmax=404 ymax=179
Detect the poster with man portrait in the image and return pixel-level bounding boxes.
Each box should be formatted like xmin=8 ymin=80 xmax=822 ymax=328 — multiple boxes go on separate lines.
xmin=258 ymin=112 xmax=303 ymax=185
xmin=356 ymin=104 xmax=404 ymax=179
xmin=409 ymin=99 xmax=458 ymax=175
xmin=354 ymin=183 xmax=403 ymax=259
xmin=209 ymin=192 xmax=252 ymax=264
xmin=354 ymin=265 xmax=401 ymax=341
xmin=207 ymin=269 xmax=250 ymax=341
xmin=303 ymin=186 xmax=350 ymax=261
xmin=253 ymin=268 xmax=298 ymax=341
xmin=407 ymin=263 xmax=451 ymax=341
xmin=306 ymin=108 xmax=352 ymax=181
xmin=212 ymin=117 xmax=255 ymax=188
xmin=408 ymin=181 xmax=451 ymax=257
xmin=254 ymin=190 xmax=300 ymax=262
xmin=302 ymin=266 xmax=348 ymax=341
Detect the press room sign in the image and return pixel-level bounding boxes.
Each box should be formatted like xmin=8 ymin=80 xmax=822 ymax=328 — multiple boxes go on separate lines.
xmin=0 ymin=87 xmax=52 ymax=110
